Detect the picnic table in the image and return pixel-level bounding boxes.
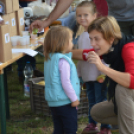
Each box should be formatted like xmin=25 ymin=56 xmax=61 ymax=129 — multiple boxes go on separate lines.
xmin=0 ymin=34 xmax=46 ymax=134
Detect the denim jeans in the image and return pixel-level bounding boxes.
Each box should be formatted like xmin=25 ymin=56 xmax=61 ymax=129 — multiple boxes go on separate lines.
xmin=85 ymin=81 xmax=111 ymax=129
xmin=50 ymin=104 xmax=77 ymax=134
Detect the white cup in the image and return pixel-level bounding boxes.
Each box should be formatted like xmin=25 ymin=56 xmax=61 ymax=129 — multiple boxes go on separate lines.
xmin=19 ymin=37 xmax=27 ymax=46
xmin=11 ymin=36 xmax=20 ymax=47
xmin=22 ymin=31 xmax=29 ymax=36
xmin=31 ymin=33 xmax=37 ymax=40
xmin=23 ymin=35 xmax=30 ymax=44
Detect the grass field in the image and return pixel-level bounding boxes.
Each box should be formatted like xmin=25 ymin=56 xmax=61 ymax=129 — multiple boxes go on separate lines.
xmin=5 ymin=53 xmax=119 ymax=134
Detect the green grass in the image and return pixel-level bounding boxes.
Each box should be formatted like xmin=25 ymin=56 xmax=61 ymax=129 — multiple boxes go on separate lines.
xmin=5 ymin=53 xmax=119 ymax=134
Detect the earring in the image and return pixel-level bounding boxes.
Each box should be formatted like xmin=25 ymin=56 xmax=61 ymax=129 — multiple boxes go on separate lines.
xmin=109 ymin=46 xmax=114 ymax=52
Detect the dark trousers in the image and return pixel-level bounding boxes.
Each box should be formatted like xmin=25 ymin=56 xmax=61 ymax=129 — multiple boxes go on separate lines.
xmin=50 ymin=104 xmax=77 ymax=134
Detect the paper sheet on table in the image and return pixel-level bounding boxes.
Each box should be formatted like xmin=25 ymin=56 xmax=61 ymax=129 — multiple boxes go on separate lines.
xmin=12 ymin=49 xmax=38 ymax=57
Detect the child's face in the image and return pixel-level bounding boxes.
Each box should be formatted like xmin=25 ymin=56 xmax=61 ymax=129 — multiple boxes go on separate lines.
xmin=65 ymin=35 xmax=73 ymax=53
xmin=76 ymin=7 xmax=97 ymax=30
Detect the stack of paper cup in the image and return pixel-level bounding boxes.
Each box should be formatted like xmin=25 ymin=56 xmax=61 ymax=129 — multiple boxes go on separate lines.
xmin=19 ymin=37 xmax=27 ymax=46
xmin=11 ymin=36 xmax=21 ymax=47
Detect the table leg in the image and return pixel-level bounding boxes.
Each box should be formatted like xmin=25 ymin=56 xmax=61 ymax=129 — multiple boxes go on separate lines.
xmin=0 ymin=70 xmax=7 ymax=134
xmin=4 ymin=68 xmax=10 ymax=119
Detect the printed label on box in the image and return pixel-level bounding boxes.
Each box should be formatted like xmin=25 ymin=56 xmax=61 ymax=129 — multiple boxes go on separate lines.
xmin=5 ymin=21 xmax=9 ymax=25
xmin=5 ymin=33 xmax=10 ymax=43
xmin=12 ymin=18 xmax=16 ymax=26
xmin=20 ymin=18 xmax=24 ymax=26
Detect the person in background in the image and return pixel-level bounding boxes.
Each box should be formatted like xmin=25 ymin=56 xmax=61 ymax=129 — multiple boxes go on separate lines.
xmin=71 ymin=16 xmax=134 ymax=134
xmin=30 ymin=0 xmax=134 ymax=36
xmin=93 ymin=0 xmax=108 ymax=17
xmin=76 ymin=1 xmax=111 ymax=134
xmin=43 ymin=26 xmax=80 ymax=134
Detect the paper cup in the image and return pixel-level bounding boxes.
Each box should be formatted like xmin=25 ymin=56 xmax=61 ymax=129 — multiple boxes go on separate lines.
xmin=11 ymin=36 xmax=20 ymax=47
xmin=31 ymin=33 xmax=37 ymax=40
xmin=19 ymin=37 xmax=27 ymax=46
xmin=22 ymin=31 xmax=29 ymax=36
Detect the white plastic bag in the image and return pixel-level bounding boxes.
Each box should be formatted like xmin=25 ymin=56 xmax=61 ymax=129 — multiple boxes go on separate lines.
xmin=32 ymin=4 xmax=53 ymax=17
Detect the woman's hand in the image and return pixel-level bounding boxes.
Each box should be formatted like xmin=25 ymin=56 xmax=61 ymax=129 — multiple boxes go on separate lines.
xmin=87 ymin=51 xmax=105 ymax=71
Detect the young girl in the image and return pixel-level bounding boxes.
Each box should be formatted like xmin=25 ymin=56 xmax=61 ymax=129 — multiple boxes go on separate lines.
xmin=43 ymin=26 xmax=80 ymax=134
xmin=76 ymin=1 xmax=111 ymax=134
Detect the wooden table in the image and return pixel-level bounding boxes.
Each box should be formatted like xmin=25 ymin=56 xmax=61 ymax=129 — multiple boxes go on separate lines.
xmin=0 ymin=36 xmax=45 ymax=134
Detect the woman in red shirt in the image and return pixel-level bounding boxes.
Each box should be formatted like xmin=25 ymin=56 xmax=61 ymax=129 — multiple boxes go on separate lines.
xmin=72 ymin=16 xmax=134 ymax=134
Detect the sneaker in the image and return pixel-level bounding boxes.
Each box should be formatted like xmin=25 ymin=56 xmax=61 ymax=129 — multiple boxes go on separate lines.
xmin=97 ymin=128 xmax=112 ymax=134
xmin=82 ymin=123 xmax=100 ymax=134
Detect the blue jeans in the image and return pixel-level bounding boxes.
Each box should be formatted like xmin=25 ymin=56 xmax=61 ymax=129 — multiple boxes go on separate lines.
xmin=50 ymin=104 xmax=77 ymax=134
xmin=85 ymin=81 xmax=111 ymax=129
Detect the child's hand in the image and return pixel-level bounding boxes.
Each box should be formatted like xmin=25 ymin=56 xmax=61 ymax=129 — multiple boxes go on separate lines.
xmin=71 ymin=99 xmax=80 ymax=107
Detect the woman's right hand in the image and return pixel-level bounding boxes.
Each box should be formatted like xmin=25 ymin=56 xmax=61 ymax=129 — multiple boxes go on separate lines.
xmin=87 ymin=51 xmax=104 ymax=71
xmin=71 ymin=99 xmax=80 ymax=107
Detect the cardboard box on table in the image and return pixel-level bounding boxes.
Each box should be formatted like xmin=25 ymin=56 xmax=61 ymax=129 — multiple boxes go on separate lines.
xmin=1 ymin=14 xmax=11 ymax=37
xmin=12 ymin=0 xmax=19 ymax=12
xmin=15 ymin=8 xmax=25 ymax=35
xmin=1 ymin=0 xmax=13 ymax=14
xmin=2 ymin=14 xmax=11 ymax=26
xmin=0 ymin=25 xmax=12 ymax=63
xmin=9 ymin=12 xmax=17 ymax=37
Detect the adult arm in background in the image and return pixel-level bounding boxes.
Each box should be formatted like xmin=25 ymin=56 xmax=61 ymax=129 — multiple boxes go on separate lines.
xmin=29 ymin=0 xmax=73 ymax=32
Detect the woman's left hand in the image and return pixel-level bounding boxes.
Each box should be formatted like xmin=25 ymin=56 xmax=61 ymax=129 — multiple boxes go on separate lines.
xmin=87 ymin=51 xmax=104 ymax=71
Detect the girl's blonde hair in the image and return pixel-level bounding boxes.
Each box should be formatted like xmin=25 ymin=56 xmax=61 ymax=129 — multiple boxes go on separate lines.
xmin=44 ymin=26 xmax=73 ymax=61
xmin=76 ymin=1 xmax=97 ymax=15
xmin=88 ymin=16 xmax=122 ymax=44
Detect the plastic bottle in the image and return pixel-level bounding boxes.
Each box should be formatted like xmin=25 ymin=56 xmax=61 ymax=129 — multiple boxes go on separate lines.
xmin=23 ymin=61 xmax=33 ymax=97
